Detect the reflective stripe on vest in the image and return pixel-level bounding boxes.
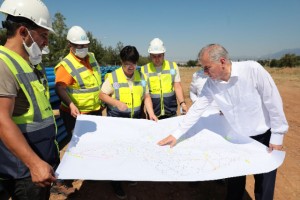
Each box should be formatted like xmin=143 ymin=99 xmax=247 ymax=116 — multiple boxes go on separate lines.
xmin=141 ymin=60 xmax=177 ymax=117
xmin=63 ymin=58 xmax=86 ymax=88
xmin=142 ymin=60 xmax=175 ymax=96
xmin=0 ymin=46 xmax=59 ymax=179
xmin=107 ymin=67 xmax=145 ymax=118
xmin=0 ymin=49 xmax=54 ymax=132
xmin=150 ymin=91 xmax=175 ymax=98
xmin=55 ymin=53 xmax=102 ymax=112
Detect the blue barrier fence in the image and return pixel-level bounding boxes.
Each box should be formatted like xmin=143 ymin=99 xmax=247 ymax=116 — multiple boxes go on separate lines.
xmin=45 ymin=65 xmax=125 ymax=143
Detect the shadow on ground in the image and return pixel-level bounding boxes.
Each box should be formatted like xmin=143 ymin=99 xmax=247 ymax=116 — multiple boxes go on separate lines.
xmin=64 ymin=180 xmax=252 ymax=200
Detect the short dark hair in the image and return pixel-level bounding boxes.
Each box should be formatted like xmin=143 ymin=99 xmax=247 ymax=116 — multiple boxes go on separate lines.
xmin=2 ymin=15 xmax=40 ymax=38
xmin=120 ymin=46 xmax=139 ymax=63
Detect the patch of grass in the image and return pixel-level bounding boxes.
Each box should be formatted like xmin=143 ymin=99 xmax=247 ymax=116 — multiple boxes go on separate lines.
xmin=266 ymin=67 xmax=300 ymax=82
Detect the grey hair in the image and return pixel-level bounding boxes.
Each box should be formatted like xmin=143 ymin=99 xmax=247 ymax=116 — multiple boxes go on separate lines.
xmin=198 ymin=44 xmax=230 ymax=63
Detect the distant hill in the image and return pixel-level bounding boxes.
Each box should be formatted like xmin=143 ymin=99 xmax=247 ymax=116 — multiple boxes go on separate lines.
xmin=260 ymin=48 xmax=300 ymax=59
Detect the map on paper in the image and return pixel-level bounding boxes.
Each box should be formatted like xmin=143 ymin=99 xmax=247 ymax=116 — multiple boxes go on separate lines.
xmin=55 ymin=109 xmax=285 ymax=181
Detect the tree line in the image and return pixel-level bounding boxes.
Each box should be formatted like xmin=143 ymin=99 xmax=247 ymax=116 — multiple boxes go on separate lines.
xmin=257 ymin=54 xmax=300 ymax=68
xmin=1 ymin=12 xmax=299 ymax=68
xmin=184 ymin=54 xmax=300 ymax=68
xmin=0 ymin=12 xmax=150 ymax=67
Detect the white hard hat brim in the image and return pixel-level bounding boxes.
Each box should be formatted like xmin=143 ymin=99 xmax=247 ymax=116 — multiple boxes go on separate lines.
xmin=148 ymin=50 xmax=166 ymax=54
xmin=70 ymin=40 xmax=90 ymax=45
xmin=38 ymin=24 xmax=55 ymax=33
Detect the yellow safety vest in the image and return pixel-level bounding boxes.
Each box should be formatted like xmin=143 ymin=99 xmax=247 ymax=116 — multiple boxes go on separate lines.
xmin=106 ymin=67 xmax=146 ymax=118
xmin=0 ymin=46 xmax=59 ymax=179
xmin=141 ymin=60 xmax=177 ymax=117
xmin=55 ymin=52 xmax=102 ymax=113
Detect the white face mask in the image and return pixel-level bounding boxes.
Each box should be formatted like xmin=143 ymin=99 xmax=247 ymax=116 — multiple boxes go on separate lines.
xmin=42 ymin=46 xmax=50 ymax=55
xmin=23 ymin=29 xmax=42 ymax=65
xmin=75 ymin=48 xmax=88 ymax=58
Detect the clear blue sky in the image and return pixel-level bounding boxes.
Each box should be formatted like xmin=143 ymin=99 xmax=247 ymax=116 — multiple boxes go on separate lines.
xmin=2 ymin=0 xmax=300 ymax=61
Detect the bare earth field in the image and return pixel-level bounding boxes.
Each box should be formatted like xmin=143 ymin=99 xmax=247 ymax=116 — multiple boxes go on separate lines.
xmin=50 ymin=67 xmax=300 ymax=200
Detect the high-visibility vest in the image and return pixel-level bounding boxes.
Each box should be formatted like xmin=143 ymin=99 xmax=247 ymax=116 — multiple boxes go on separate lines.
xmin=0 ymin=46 xmax=59 ymax=179
xmin=106 ymin=67 xmax=146 ymax=118
xmin=141 ymin=60 xmax=177 ymax=117
xmin=55 ymin=52 xmax=102 ymax=112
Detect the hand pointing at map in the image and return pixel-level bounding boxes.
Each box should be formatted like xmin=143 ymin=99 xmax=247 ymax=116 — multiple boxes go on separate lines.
xmin=158 ymin=135 xmax=177 ymax=148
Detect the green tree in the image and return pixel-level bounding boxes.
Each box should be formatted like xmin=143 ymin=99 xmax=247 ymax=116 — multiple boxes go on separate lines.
xmin=186 ymin=59 xmax=197 ymax=67
xmin=101 ymin=46 xmax=118 ymax=65
xmin=297 ymin=56 xmax=300 ymax=67
xmin=115 ymin=41 xmax=124 ymax=55
xmin=43 ymin=12 xmax=69 ymax=67
xmin=86 ymin=31 xmax=105 ymax=65
xmin=279 ymin=54 xmax=298 ymax=67
xmin=138 ymin=56 xmax=150 ymax=66
xmin=270 ymin=59 xmax=279 ymax=68
xmin=257 ymin=59 xmax=269 ymax=67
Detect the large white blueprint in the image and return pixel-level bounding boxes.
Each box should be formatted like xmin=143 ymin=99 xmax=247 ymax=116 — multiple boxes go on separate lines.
xmin=55 ymin=109 xmax=285 ymax=181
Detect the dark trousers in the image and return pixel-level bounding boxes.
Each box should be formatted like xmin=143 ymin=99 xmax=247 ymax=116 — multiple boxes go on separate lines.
xmin=157 ymin=113 xmax=177 ymax=120
xmin=226 ymin=129 xmax=277 ymax=200
xmin=1 ymin=177 xmax=51 ymax=200
xmin=59 ymin=108 xmax=102 ymax=135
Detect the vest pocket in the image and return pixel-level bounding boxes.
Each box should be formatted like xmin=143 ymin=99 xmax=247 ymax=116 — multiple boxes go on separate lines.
xmin=31 ymin=81 xmax=52 ymax=114
xmin=24 ymin=126 xmax=59 ymax=168
xmin=75 ymin=93 xmax=96 ymax=110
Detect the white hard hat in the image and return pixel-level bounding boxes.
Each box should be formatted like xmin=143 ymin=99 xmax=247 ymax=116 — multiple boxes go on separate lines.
xmin=0 ymin=0 xmax=54 ymax=32
xmin=148 ymin=38 xmax=166 ymax=54
xmin=67 ymin=26 xmax=90 ymax=45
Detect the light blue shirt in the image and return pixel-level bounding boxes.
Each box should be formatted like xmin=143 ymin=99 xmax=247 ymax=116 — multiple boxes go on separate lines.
xmin=174 ymin=61 xmax=288 ymax=145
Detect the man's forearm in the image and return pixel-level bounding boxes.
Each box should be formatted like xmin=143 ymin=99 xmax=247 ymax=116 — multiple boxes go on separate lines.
xmin=174 ymin=82 xmax=185 ymax=103
xmin=55 ymin=83 xmax=72 ymax=106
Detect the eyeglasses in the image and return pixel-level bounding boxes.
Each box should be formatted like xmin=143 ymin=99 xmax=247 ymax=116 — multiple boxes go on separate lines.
xmin=70 ymin=43 xmax=89 ymax=49
xmin=202 ymin=66 xmax=212 ymax=71
xmin=27 ymin=28 xmax=49 ymax=41
xmin=123 ymin=63 xmax=137 ymax=68
xmin=151 ymin=54 xmax=164 ymax=59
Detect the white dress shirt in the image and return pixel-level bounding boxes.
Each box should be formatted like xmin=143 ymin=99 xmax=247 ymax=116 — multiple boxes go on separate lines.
xmin=173 ymin=61 xmax=288 ymax=145
xmin=189 ymin=69 xmax=219 ymax=109
xmin=189 ymin=69 xmax=207 ymax=102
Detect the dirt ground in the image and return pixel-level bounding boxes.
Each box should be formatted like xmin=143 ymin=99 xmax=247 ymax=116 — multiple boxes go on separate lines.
xmin=50 ymin=67 xmax=300 ymax=200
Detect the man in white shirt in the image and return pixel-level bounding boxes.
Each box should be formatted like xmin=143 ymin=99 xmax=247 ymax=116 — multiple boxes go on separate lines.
xmin=158 ymin=44 xmax=288 ymax=200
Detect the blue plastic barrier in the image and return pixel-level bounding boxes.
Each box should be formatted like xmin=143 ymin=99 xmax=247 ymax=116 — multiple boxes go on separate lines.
xmin=45 ymin=66 xmax=125 ymax=143
xmin=45 ymin=67 xmax=67 ymax=143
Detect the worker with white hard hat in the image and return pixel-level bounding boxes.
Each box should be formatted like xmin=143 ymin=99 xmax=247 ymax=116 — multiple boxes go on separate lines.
xmin=54 ymin=25 xmax=103 ymax=139
xmin=141 ymin=38 xmax=188 ymax=119
xmin=0 ymin=0 xmax=60 ymax=199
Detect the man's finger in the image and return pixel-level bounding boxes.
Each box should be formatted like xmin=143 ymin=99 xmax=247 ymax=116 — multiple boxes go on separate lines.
xmin=170 ymin=141 xmax=176 ymax=148
xmin=267 ymin=147 xmax=273 ymax=153
xmin=157 ymin=139 xmax=168 ymax=146
xmin=158 ymin=137 xmax=171 ymax=146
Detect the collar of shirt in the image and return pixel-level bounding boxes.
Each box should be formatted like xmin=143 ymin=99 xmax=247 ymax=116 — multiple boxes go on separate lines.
xmin=121 ymin=68 xmax=134 ymax=81
xmin=230 ymin=63 xmax=239 ymax=78
xmin=213 ymin=63 xmax=239 ymax=84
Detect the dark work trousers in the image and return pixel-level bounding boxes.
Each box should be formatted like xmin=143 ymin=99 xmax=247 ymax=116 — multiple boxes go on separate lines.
xmin=226 ymin=129 xmax=277 ymax=200
xmin=157 ymin=113 xmax=177 ymax=120
xmin=1 ymin=176 xmax=51 ymax=200
xmin=60 ymin=108 xmax=102 ymax=136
